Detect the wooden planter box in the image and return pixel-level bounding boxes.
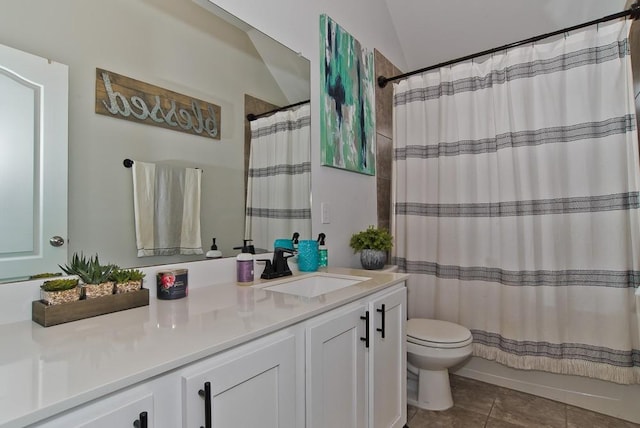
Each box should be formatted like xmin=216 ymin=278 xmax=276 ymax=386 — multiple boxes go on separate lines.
xmin=32 ymin=288 xmax=149 ymax=327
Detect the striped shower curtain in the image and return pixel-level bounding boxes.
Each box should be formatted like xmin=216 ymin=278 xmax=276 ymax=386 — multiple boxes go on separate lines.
xmin=245 ymin=103 xmax=311 ymax=251
xmin=393 ymin=20 xmax=640 ymax=383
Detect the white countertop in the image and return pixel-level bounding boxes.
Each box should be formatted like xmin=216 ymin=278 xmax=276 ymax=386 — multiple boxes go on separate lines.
xmin=0 ymin=267 xmax=407 ymax=428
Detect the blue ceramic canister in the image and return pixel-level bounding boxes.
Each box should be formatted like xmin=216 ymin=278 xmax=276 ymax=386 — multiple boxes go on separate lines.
xmin=297 ymin=239 xmax=319 ymax=272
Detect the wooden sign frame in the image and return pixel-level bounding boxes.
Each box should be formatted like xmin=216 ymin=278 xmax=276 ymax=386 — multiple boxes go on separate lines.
xmin=95 ymin=68 xmax=221 ymax=140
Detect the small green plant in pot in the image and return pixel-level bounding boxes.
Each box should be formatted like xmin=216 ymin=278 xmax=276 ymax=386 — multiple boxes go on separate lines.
xmin=111 ymin=268 xmax=146 ymax=294
xmin=40 ymin=278 xmax=80 ymax=305
xmin=60 ymin=253 xmax=115 ymax=299
xmin=349 ymin=226 xmax=393 ymax=270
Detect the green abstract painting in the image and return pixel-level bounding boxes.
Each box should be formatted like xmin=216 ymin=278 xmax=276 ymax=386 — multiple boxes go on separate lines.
xmin=320 ymin=14 xmax=376 ymax=175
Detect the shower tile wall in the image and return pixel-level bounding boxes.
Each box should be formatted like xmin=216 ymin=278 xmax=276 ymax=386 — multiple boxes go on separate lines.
xmin=374 ymin=49 xmax=402 ymax=231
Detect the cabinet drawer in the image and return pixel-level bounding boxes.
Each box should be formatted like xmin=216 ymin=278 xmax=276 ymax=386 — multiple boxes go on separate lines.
xmin=32 ymin=387 xmax=153 ymax=428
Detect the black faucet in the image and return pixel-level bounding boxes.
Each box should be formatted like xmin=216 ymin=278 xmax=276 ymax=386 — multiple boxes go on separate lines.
xmin=259 ymin=247 xmax=295 ymax=279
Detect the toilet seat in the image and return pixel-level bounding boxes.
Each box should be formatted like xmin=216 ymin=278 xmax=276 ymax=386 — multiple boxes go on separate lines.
xmin=407 ymin=319 xmax=473 ymax=349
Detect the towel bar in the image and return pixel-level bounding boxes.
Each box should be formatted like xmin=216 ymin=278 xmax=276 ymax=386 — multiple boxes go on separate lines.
xmin=123 ymin=158 xmax=202 ymax=172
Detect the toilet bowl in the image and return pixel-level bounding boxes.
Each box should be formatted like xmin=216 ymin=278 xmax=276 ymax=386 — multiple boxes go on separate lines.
xmin=406 ymin=319 xmax=473 ymax=411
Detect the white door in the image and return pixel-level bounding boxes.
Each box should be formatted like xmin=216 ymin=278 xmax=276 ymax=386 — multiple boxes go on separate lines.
xmin=369 ymin=286 xmax=407 ymax=428
xmin=0 ymin=43 xmax=68 ymax=281
xmin=306 ymin=303 xmax=367 ymax=428
xmin=182 ymin=332 xmax=297 ymax=428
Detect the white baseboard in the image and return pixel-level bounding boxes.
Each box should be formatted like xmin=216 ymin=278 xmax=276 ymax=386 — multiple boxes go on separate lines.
xmin=452 ymin=357 xmax=640 ymax=424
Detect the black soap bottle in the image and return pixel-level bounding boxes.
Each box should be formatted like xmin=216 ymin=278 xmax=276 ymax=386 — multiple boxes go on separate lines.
xmin=291 ymin=232 xmax=300 ymax=263
xmin=292 ymin=232 xmax=300 ymax=252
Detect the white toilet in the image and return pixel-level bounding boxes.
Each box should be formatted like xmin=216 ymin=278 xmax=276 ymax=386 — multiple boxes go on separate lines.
xmin=406 ymin=318 xmax=473 ymax=411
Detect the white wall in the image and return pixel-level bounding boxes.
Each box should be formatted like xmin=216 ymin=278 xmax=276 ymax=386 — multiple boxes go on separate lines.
xmin=207 ymin=0 xmax=408 ymax=268
xmin=0 ymin=0 xmax=291 ymax=267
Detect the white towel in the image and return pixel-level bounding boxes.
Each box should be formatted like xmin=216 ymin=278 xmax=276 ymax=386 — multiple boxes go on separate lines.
xmin=132 ymin=161 xmax=203 ymax=257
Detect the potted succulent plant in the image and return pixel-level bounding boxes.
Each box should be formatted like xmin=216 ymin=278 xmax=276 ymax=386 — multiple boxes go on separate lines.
xmin=349 ymin=226 xmax=393 ymax=270
xmin=40 ymin=278 xmax=80 ymax=305
xmin=111 ymin=268 xmax=146 ymax=294
xmin=60 ymin=253 xmax=115 ymax=299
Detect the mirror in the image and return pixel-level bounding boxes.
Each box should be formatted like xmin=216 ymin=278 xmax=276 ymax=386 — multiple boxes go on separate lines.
xmin=0 ymin=0 xmax=310 ymax=283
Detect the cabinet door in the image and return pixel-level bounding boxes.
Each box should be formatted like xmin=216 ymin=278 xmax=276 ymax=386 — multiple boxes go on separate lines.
xmin=32 ymin=389 xmax=153 ymax=428
xmin=369 ymin=286 xmax=406 ymax=428
xmin=306 ymin=303 xmax=367 ymax=428
xmin=181 ymin=331 xmax=296 ymax=428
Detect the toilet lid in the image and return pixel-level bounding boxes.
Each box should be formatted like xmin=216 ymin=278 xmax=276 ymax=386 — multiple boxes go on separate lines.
xmin=407 ymin=319 xmax=472 ymax=347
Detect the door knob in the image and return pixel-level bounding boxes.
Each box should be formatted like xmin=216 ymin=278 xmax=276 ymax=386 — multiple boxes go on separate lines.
xmin=49 ymin=236 xmax=65 ymax=247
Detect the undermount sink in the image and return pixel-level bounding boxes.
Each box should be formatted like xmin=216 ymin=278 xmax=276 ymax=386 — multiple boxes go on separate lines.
xmin=255 ymin=273 xmax=371 ymax=298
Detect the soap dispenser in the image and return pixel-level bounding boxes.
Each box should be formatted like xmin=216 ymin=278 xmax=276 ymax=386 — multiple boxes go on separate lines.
xmin=233 ymin=239 xmax=256 ymax=255
xmin=206 ymin=238 xmax=223 ymax=259
xmin=317 ymin=233 xmax=328 ymax=267
xmin=291 ymin=232 xmax=300 ymax=264
xmin=235 ymin=242 xmax=254 ymax=284
xmin=292 ymin=232 xmax=300 ymax=252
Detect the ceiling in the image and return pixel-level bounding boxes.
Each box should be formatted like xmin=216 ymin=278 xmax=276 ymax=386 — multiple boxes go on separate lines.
xmin=384 ymin=0 xmax=629 ymax=72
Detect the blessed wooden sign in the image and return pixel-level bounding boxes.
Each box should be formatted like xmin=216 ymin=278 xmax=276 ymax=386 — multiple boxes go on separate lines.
xmin=95 ymin=68 xmax=221 ymax=140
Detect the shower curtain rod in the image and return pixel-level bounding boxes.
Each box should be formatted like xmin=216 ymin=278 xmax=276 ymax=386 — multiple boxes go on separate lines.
xmin=378 ymin=3 xmax=640 ymax=88
xmin=246 ymin=99 xmax=310 ymax=122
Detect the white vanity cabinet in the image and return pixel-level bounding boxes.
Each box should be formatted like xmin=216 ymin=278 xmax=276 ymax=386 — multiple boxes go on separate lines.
xmin=181 ymin=329 xmax=299 ymax=428
xmin=13 ymin=275 xmax=407 ymax=428
xmin=306 ymin=283 xmax=407 ymax=428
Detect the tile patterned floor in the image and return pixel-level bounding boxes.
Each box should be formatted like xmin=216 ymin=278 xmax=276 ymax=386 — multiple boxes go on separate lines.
xmin=406 ymin=375 xmax=640 ymax=428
